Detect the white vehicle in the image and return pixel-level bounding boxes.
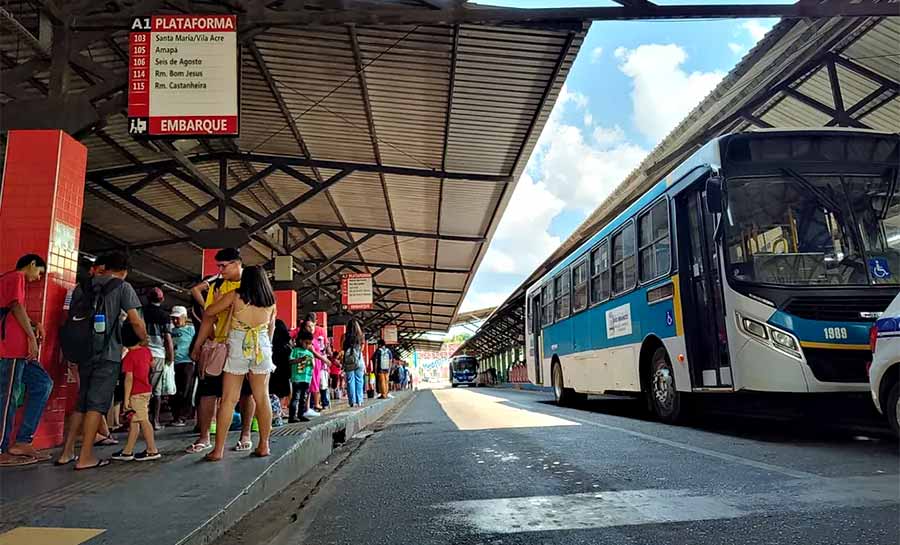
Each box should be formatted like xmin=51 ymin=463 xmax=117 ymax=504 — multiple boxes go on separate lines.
xmin=870 ymin=293 xmax=900 ymax=435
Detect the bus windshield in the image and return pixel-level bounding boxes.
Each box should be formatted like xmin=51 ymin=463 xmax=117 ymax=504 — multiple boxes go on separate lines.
xmin=725 ymin=170 xmax=900 ymax=286
xmin=452 ymin=357 xmax=478 ymax=374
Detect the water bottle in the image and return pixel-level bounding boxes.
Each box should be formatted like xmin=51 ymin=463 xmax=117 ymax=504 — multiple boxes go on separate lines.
xmin=93 ymin=314 xmax=106 ymax=334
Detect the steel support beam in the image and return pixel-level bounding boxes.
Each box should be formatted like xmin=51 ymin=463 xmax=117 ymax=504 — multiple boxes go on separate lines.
xmin=282 ymin=222 xmax=483 ymax=243
xmin=248 ymin=169 xmax=353 ymax=235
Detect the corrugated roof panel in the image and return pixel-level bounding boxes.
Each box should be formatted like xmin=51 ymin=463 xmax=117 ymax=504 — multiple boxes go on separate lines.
xmin=384 ymin=175 xmax=440 ymax=233
xmin=433 ymin=292 xmax=461 ymax=305
xmin=328 ymin=171 xmax=392 ymax=230
xmin=861 ymin=96 xmax=899 ymax=131
xmin=376 ymin=268 xmax=404 ymax=285
xmin=434 ymin=271 xmax=468 ymax=290
xmin=404 ymin=270 xmax=434 ymax=288
xmin=358 ymin=234 xmax=401 ymax=263
xmin=398 ymin=238 xmax=437 ymax=267
xmin=436 ymin=240 xmax=480 ymax=270
xmin=407 ymin=290 xmax=433 ymax=304
xmin=761 ymin=94 xmax=833 ymax=127
xmin=438 ymin=180 xmax=503 ymax=236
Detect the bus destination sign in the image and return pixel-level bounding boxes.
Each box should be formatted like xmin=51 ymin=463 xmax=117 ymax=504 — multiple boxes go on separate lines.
xmin=128 ymin=15 xmax=239 ymax=137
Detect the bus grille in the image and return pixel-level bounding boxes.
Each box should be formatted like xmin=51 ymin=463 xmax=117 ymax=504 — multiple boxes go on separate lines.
xmin=784 ymin=294 xmax=895 ymax=322
xmin=803 ymin=348 xmax=870 ymax=383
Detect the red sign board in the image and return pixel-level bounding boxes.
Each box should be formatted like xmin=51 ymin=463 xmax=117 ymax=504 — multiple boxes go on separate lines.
xmin=341 ymin=273 xmax=373 ymax=310
xmin=128 ymin=15 xmax=239 ymax=137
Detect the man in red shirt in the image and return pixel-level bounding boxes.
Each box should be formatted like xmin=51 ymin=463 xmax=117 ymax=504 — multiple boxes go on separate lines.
xmin=0 ymin=254 xmax=54 ymax=467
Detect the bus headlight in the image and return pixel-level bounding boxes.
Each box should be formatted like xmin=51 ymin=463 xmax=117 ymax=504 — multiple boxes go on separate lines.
xmin=770 ymin=329 xmax=798 ymax=352
xmin=741 ymin=317 xmax=768 ymax=339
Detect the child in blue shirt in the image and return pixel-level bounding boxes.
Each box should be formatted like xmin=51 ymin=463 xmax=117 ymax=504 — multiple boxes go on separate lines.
xmin=289 ymin=328 xmax=315 ymax=423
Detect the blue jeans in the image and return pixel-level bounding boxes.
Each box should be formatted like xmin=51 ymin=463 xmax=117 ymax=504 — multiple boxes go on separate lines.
xmin=346 ymin=367 xmax=365 ymax=406
xmin=0 ymin=358 xmax=53 ymax=452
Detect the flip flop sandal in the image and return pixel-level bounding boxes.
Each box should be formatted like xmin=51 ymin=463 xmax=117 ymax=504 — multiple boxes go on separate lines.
xmin=0 ymin=455 xmax=40 ymax=467
xmin=94 ymin=436 xmax=119 ymax=447
xmin=251 ymin=451 xmax=270 ymax=458
xmin=54 ymin=456 xmax=79 ymax=466
xmin=74 ymin=459 xmax=111 ymax=471
xmin=233 ymin=440 xmax=252 ymax=452
xmin=185 ymin=442 xmax=212 ymax=454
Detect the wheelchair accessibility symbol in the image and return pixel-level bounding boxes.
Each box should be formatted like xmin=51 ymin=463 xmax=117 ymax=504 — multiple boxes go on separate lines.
xmin=665 ymin=310 xmax=674 ymax=327
xmin=869 ymin=258 xmax=891 ymax=279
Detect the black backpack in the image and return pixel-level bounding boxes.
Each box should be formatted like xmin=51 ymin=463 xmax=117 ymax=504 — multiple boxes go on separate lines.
xmin=60 ymin=277 xmax=123 ymax=364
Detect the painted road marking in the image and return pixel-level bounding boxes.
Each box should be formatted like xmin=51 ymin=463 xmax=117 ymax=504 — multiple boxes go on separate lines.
xmin=500 ymin=397 xmax=819 ymax=479
xmin=0 ymin=527 xmax=105 ymax=545
xmin=444 ymin=475 xmax=899 ymax=534
xmin=433 ymin=388 xmax=579 ymax=431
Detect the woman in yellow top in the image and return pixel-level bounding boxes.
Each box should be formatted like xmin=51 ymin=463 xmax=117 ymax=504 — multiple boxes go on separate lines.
xmin=192 ymin=266 xmax=276 ymax=461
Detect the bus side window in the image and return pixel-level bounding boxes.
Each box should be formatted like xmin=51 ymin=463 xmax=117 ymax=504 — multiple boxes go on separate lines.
xmin=612 ymin=222 xmax=636 ymax=294
xmin=554 ymin=272 xmax=570 ymax=320
xmin=572 ymin=259 xmax=589 ymax=312
xmin=590 ymin=240 xmax=610 ymax=304
xmin=639 ymin=200 xmax=671 ymax=282
xmin=541 ymin=284 xmax=554 ymax=326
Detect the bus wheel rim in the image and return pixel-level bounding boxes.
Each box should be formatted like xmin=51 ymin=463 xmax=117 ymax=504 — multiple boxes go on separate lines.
xmin=653 ymin=367 xmax=674 ymax=411
xmin=895 ymin=395 xmax=899 ymax=429
xmin=553 ymin=365 xmax=562 ymax=400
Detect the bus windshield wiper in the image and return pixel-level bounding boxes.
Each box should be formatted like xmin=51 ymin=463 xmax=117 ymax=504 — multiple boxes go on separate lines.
xmin=780 ymin=168 xmax=844 ymax=214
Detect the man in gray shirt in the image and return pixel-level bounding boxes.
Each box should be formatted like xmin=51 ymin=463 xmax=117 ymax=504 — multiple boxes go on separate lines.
xmin=56 ymin=252 xmax=147 ymax=471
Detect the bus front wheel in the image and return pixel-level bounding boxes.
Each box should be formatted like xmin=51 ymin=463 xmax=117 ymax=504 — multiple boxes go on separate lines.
xmin=552 ymin=361 xmax=584 ymax=406
xmin=648 ymin=347 xmax=682 ymax=423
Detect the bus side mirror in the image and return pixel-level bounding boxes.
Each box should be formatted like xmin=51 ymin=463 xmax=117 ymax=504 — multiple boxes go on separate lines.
xmin=706 ymin=176 xmax=724 ymax=214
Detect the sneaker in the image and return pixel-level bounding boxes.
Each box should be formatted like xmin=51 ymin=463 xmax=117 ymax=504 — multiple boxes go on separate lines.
xmin=386 ymin=394 xmax=395 ymax=399
xmin=171 ymin=420 xmax=187 ymax=428
xmin=111 ymin=450 xmax=134 ymax=461
xmin=303 ymin=409 xmax=320 ymax=418
xmin=134 ymin=451 xmax=162 ymax=462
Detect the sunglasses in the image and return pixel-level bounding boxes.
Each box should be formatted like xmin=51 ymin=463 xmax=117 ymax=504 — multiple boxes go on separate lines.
xmin=216 ymin=260 xmax=236 ymax=270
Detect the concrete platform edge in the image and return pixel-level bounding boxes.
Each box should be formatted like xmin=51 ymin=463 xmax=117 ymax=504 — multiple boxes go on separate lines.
xmin=175 ymin=396 xmax=402 ymax=545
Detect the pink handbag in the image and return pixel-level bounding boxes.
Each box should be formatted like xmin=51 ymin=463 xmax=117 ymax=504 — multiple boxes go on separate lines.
xmin=199 ymin=303 xmax=234 ymax=377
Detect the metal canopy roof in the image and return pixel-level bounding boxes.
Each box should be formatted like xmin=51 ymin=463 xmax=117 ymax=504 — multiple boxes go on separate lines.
xmin=0 ymin=0 xmax=588 ymax=334
xmin=457 ymin=14 xmax=900 ymax=357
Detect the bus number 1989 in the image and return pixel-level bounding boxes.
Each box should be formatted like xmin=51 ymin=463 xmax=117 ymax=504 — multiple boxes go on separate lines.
xmin=823 ymin=327 xmax=848 ymax=340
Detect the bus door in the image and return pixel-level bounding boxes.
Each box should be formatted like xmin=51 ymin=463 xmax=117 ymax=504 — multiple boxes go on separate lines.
xmin=676 ymin=183 xmax=731 ymax=388
xmin=530 ymin=294 xmax=543 ymax=384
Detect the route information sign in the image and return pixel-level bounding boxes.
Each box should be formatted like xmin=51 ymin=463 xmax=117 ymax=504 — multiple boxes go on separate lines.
xmin=128 ymin=15 xmax=239 ymax=137
xmin=341 ymin=273 xmax=373 ymax=311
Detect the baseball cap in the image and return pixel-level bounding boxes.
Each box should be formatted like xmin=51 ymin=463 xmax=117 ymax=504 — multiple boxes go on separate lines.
xmin=170 ymin=305 xmax=188 ymax=318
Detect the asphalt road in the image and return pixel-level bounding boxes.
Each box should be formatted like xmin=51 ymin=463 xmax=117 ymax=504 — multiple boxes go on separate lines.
xmin=218 ymin=386 xmax=900 ymax=545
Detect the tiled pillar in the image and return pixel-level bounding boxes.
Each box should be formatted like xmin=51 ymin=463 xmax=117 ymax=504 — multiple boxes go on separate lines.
xmin=201 ymin=248 xmax=220 ymax=278
xmin=274 ymin=290 xmax=297 ymax=329
xmin=332 ymin=325 xmax=346 ymax=353
xmin=0 ymin=130 xmax=87 ymax=448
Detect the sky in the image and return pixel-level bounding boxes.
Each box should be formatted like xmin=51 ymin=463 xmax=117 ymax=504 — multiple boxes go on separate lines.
xmin=458 ymin=0 xmax=784 ymax=313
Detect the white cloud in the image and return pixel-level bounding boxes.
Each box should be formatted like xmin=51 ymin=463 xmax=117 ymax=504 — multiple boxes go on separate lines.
xmin=742 ymin=19 xmax=775 ymax=42
xmin=481 ymin=173 xmax=564 ymax=275
xmin=592 ymin=125 xmax=626 ymax=148
xmin=590 ymin=47 xmax=603 ymax=63
xmin=728 ymin=42 xmax=745 ymax=55
xmin=463 ymin=83 xmax=649 ymax=311
xmin=616 ymin=44 xmax=725 ymax=143
xmin=459 ymin=291 xmax=509 ymax=312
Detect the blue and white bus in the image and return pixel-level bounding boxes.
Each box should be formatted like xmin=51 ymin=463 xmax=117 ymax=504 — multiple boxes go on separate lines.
xmin=450 ymin=355 xmax=479 ymax=387
xmin=525 ymin=129 xmax=899 ymax=422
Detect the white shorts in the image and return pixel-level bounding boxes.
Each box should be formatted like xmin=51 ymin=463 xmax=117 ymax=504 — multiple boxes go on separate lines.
xmin=224 ymin=329 xmax=275 ymax=375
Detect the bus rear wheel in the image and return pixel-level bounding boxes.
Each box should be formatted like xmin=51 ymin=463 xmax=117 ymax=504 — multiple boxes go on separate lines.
xmin=648 ymin=347 xmax=682 ymax=423
xmin=552 ymin=361 xmax=584 ymax=406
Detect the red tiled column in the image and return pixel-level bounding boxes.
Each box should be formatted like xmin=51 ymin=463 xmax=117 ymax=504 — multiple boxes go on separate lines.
xmin=332 ymin=325 xmax=346 ymax=353
xmin=201 ymin=248 xmax=220 ymax=278
xmin=274 ymin=290 xmax=297 ymax=329
xmin=0 ymin=130 xmax=87 ymax=449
